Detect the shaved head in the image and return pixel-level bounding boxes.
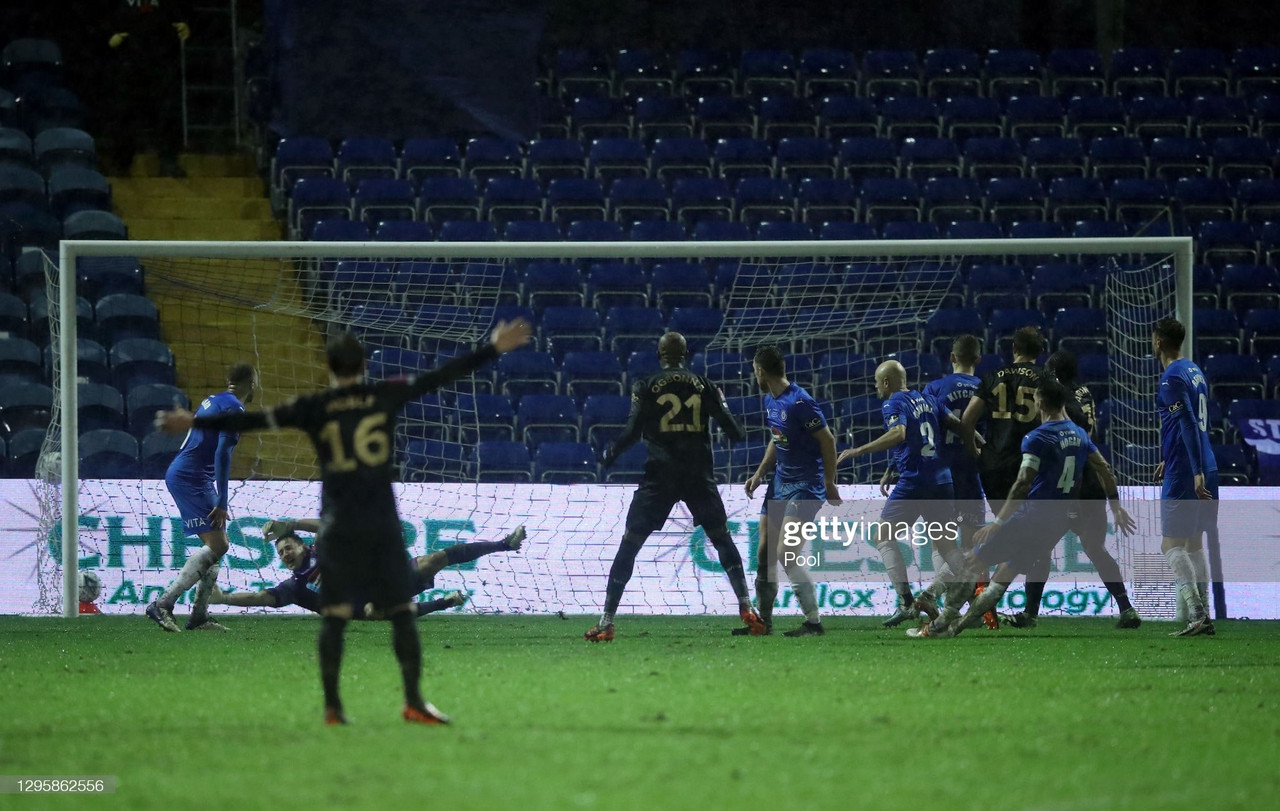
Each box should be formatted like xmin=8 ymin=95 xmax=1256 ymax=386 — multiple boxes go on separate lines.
xmin=874 ymin=360 xmax=907 ymax=399
xmin=658 ymin=332 xmax=687 ymax=366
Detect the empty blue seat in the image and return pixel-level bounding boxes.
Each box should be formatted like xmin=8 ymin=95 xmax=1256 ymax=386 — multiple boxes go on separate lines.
xmin=1197 ymin=222 xmax=1257 ymax=267
xmin=540 ymin=306 xmax=603 ymax=357
xmin=799 ymin=49 xmax=858 ymax=97
xmin=962 ymin=137 xmax=1023 ymax=182
xmin=1052 ymin=307 xmax=1107 ymax=354
xmin=606 ymin=307 xmax=664 ymax=354
xmin=1232 ymin=47 xmax=1280 ymax=96
xmin=608 ymin=177 xmax=669 ymax=223
xmin=5 ymin=427 xmax=43 ymax=477
xmin=651 ymin=262 xmax=712 ymax=312
xmin=373 ymin=220 xmax=433 ymax=242
xmin=0 ymin=293 xmax=29 ymax=339
xmin=1005 ymin=95 xmax=1066 ymax=139
xmin=565 ymin=220 xmax=625 ymax=242
xmin=496 ymin=350 xmax=559 ymax=399
xmin=604 ymin=443 xmax=648 ymax=483
xmin=547 ymin=178 xmax=607 ymax=226
xmin=465 ymin=137 xmax=524 ymax=182
xmin=1236 ymin=178 xmax=1280 ymax=223
xmin=524 ymin=263 xmax=584 ymax=312
xmin=0 ymin=381 xmax=52 ymax=434
xmin=651 ymin=137 xmax=713 ymax=182
xmin=1244 ymin=309 xmax=1280 ymax=356
xmin=555 ymin=49 xmax=612 ymax=97
xmin=1127 ymin=96 xmax=1190 ymax=140
xmin=571 ymin=95 xmax=630 ymax=140
xmin=503 ymin=220 xmax=562 ymax=242
xmin=581 ymin=393 xmax=632 ymax=449
xmin=1220 ymin=264 xmax=1280 ymax=312
xmin=1031 ymin=264 xmax=1093 ymax=309
xmin=1024 ymin=136 xmax=1085 ymax=182
xmin=882 ymin=221 xmax=940 ymax=240
xmin=1193 ymin=308 xmax=1240 ymax=355
xmin=818 ymin=221 xmax=877 ymax=240
xmin=667 ymin=306 xmax=723 ymax=351
xmin=713 ymin=137 xmax=774 ymax=184
xmin=1170 ymin=48 xmax=1228 ymax=98
xmin=924 ymin=307 xmax=984 ymax=353
xmin=95 ymin=293 xmax=159 ymax=344
xmin=756 ymin=221 xmax=814 ymax=241
xmin=418 ymin=177 xmax=480 ymax=225
xmin=817 ymin=351 xmax=877 ymax=400
xmin=1109 ymin=178 xmax=1171 ymax=225
xmin=754 ymin=95 xmax=818 ymax=142
xmin=985 ymin=49 xmax=1044 ymax=99
xmin=923 ymin=48 xmax=982 ymax=99
xmin=900 ymin=137 xmax=962 ymax=180
xmin=140 ymin=432 xmax=185 ymax=479
xmin=879 ymin=96 xmax=941 ymax=139
xmin=615 ymin=48 xmax=673 ymax=100
xmin=671 ymin=177 xmax=733 ymax=226
xmin=1148 ymin=137 xmax=1210 ymax=183
xmin=922 ymin=177 xmax=983 ymax=224
xmin=456 ymin=394 xmax=517 ymax=442
xmin=533 ymin=441 xmax=598 ymax=483
xmin=482 ymin=177 xmax=543 ymax=226
xmin=399 ymin=138 xmax=461 ymax=181
xmin=986 ymin=177 xmax=1045 ymax=223
xmin=817 ymin=94 xmax=879 ymax=140
xmin=986 ymin=308 xmax=1044 ymax=352
xmin=859 ymin=177 xmax=920 ymax=224
xmin=632 ymin=96 xmax=693 ymax=144
xmin=861 ymin=50 xmax=920 ymax=100
xmin=63 ymin=210 xmax=126 ymax=241
xmin=587 ymin=262 xmax=648 ymax=308
xmin=1109 ymin=47 xmax=1167 ymax=98
xmin=33 ymin=127 xmax=95 ymax=171
xmin=1203 ymin=354 xmax=1265 ymax=402
xmin=313 ymin=219 xmax=371 ymax=241
xmin=942 ymin=96 xmax=1004 ymax=141
xmin=474 ymin=440 xmax=532 ymax=482
xmin=109 ymin=338 xmax=174 ymax=390
xmin=0 ymin=127 xmax=33 ymax=168
xmin=739 ymin=49 xmax=798 ymax=97
xmin=335 ymin=137 xmax=397 ymax=184
xmin=0 ymin=336 xmax=40 ymax=383
xmin=1047 ymin=177 xmax=1108 ymax=222
xmin=517 ymin=393 xmax=579 ymax=445
xmin=775 ymin=137 xmax=835 ymax=182
xmin=1211 ymin=138 xmax=1273 ymax=182
xmin=797 ymin=177 xmax=856 ymax=223
xmin=77 ymin=382 xmax=125 ymax=432
xmin=560 ymin=351 xmax=625 ymax=401
xmin=1190 ymin=95 xmax=1251 ymax=140
xmin=79 ymin=429 xmax=138 ymax=479
xmin=676 ymin=49 xmax=735 ymax=97
xmin=271 ymin=136 xmax=333 ymax=190
xmin=1088 ymin=137 xmax=1147 ymax=182
xmin=289 ymin=177 xmax=350 ymax=238
xmin=353 ymin=178 xmax=416 ymax=225
xmin=838 ymin=137 xmax=899 ymax=181
xmin=528 ymin=138 xmax=588 ymax=183
xmin=735 ymin=177 xmax=794 ymax=225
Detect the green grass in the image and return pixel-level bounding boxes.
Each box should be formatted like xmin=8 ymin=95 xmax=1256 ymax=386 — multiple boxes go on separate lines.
xmin=2 ymin=615 xmax=1278 ymax=810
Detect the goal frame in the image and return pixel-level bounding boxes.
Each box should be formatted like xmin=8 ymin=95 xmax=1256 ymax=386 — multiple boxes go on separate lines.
xmin=54 ymin=236 xmax=1194 ymax=615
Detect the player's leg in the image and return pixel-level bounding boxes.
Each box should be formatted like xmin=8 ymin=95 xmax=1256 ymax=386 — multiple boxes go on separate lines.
xmin=1074 ymin=499 xmax=1140 ymax=628
xmin=586 ymin=482 xmax=669 ymax=641
xmin=753 ymin=503 xmax=780 ymax=633
xmin=417 ymin=525 xmax=527 ymax=582
xmin=684 ymin=479 xmax=767 ymax=634
xmin=778 ymin=489 xmax=824 ymax=637
xmin=875 ymin=495 xmax=919 ymax=627
xmin=316 ymin=530 xmax=359 ymax=724
xmin=948 ymin=562 xmax=1019 ymax=635
xmin=1161 ymin=483 xmax=1213 ymax=635
xmin=1012 ymin=555 xmax=1049 ymax=628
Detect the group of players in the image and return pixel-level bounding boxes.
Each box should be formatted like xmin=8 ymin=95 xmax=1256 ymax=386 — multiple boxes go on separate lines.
xmin=142 ymin=312 xmax=1220 ymax=724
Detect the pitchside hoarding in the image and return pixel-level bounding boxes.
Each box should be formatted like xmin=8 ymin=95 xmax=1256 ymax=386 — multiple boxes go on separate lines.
xmin=1 ymin=480 xmax=1276 ymax=618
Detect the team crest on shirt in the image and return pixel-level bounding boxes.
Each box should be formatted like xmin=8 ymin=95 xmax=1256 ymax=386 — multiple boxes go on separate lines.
xmin=779 ymin=410 xmax=787 ymax=422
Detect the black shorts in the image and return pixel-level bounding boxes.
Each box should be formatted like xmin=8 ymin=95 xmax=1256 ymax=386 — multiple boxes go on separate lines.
xmin=980 ymin=469 xmax=1018 ymax=513
xmin=1067 ymin=497 xmax=1107 ymax=543
xmin=626 ymin=474 xmax=729 ymax=537
xmin=317 ymin=522 xmax=417 ymax=611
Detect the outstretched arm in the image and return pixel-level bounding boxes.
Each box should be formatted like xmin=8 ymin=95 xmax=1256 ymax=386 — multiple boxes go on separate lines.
xmin=1087 ymin=451 xmax=1137 ymax=535
xmin=838 ymin=424 xmax=906 ymax=463
xmin=406 ymin=319 xmax=532 ymax=398
xmin=208 ymin=586 xmax=278 ymax=608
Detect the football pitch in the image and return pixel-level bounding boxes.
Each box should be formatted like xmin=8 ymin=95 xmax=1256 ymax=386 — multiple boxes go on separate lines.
xmin=2 ymin=615 xmax=1277 ymax=810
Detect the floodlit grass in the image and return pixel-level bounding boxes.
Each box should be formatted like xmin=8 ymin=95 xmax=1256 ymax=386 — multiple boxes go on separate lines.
xmin=2 ymin=615 xmax=1278 ymax=810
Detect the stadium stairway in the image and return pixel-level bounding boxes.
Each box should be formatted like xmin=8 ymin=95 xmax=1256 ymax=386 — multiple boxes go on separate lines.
xmin=111 ymin=154 xmax=325 ymax=480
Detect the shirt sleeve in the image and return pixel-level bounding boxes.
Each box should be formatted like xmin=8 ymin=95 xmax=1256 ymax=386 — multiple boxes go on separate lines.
xmin=794 ymin=397 xmax=827 ymax=434
xmin=1164 ymin=375 xmax=1207 ymax=475
xmin=262 ymin=580 xmax=292 ymax=608
xmin=1020 ymin=431 xmax=1044 ymax=470
xmin=611 ymin=380 xmax=647 ymax=454
xmin=705 ymin=377 xmax=744 ymax=442
xmin=881 ymin=395 xmax=907 ymax=431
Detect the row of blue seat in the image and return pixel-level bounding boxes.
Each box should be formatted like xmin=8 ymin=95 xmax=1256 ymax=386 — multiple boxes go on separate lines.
xmin=0 ymin=291 xmax=158 ymax=343
xmin=272 ymin=131 xmax=1280 ymax=195
xmin=542 ymin=47 xmax=1280 ymax=102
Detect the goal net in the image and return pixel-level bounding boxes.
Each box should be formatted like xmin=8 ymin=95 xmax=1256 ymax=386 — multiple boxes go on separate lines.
xmin=26 ymin=237 xmax=1191 ymax=618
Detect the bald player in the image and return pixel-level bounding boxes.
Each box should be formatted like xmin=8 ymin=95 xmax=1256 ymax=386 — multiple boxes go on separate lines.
xmin=839 ymin=360 xmax=969 ymax=626
xmin=586 ymin=333 xmax=766 ymax=641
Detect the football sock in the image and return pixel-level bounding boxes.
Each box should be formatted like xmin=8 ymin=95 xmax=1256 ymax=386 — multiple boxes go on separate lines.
xmin=873 ymin=540 xmax=912 ymax=604
xmin=443 ymin=541 xmax=509 ymax=566
xmin=1023 ymin=555 xmax=1049 ymax=618
xmin=941 ymin=579 xmax=974 ymax=618
xmin=755 ymin=577 xmax=779 ymax=627
xmin=1164 ymin=547 xmax=1205 ymax=620
xmin=318 ymin=615 xmax=347 ymax=713
xmin=957 ymin=581 xmax=1008 ymax=632
xmin=1190 ymin=547 xmax=1210 ymax=617
xmin=603 ymin=537 xmax=644 ymax=617
xmin=416 ymin=597 xmax=456 ymax=616
xmin=160 ymin=546 xmax=220 ymax=609
xmin=1081 ymin=539 xmax=1133 ymax=613
xmin=707 ymin=529 xmax=752 ymax=607
xmin=389 ymin=610 xmax=424 ymax=709
xmin=189 ymin=562 xmax=220 ymax=624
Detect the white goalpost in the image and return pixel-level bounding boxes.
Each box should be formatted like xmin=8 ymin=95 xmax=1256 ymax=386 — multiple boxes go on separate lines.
xmin=43 ymin=237 xmax=1192 ymax=617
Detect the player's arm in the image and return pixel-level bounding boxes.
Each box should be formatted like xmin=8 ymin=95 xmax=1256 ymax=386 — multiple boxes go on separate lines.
xmin=993 ymin=460 xmax=1036 ymax=524
xmin=403 ymin=319 xmax=531 ymax=399
xmin=745 ymin=440 xmax=777 ymax=497
xmin=603 ymin=385 xmax=645 ymax=466
xmin=209 ymin=432 xmax=238 ymax=529
xmin=1167 ymin=379 xmax=1208 ymax=477
xmin=813 ymin=424 xmax=842 ymax=505
xmin=1086 ymin=450 xmax=1137 ymax=535
xmin=960 ymin=394 xmax=987 ymax=459
xmin=208 ymin=584 xmax=279 ymax=608
xmin=262 ymin=518 xmax=321 ymax=541
xmin=838 ymin=423 xmax=905 ymax=463
xmin=707 ymin=384 xmax=745 ymax=443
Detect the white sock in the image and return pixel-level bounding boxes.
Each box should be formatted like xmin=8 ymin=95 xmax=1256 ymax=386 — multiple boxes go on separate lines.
xmin=160 ymin=546 xmax=219 ymax=608
xmin=190 ymin=563 xmax=220 ymax=622
xmin=875 ymin=540 xmax=911 ymax=601
xmin=1164 ymin=547 xmax=1205 ymax=621
xmin=785 ymin=564 xmax=821 ymax=622
xmin=1190 ymin=548 xmax=1210 ymax=615
xmin=957 ymin=582 xmax=1008 ymax=632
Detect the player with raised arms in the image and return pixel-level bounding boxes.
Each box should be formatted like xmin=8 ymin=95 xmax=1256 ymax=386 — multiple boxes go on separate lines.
xmin=586 ymin=332 xmax=766 ymax=642
xmin=1152 ymin=317 xmax=1218 ymax=637
xmin=741 ymin=345 xmax=841 ymax=638
xmin=209 ymin=523 xmax=526 ymax=618
xmin=838 ymin=359 xmax=967 ymax=627
xmin=960 ymin=326 xmax=1049 ymax=626
xmin=156 ymin=319 xmax=532 ymax=725
xmin=146 ymin=362 xmax=257 ymax=633
xmin=1012 ymin=350 xmax=1142 ymax=630
xmin=918 ymin=378 xmax=1136 ymax=637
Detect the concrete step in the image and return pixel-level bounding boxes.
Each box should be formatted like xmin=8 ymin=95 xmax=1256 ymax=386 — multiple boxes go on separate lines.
xmin=111 ymin=176 xmax=265 ymax=200
xmin=114 ymin=196 xmax=274 ymax=221
xmin=127 ymin=218 xmax=282 ymax=241
xmin=121 ymin=152 xmax=258 ymax=178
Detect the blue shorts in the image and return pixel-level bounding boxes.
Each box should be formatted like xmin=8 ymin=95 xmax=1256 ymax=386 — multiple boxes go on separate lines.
xmin=877 ymin=481 xmax=956 ymax=548
xmin=950 ymin=470 xmax=986 ymax=529
xmin=165 ymin=471 xmax=217 ymax=537
xmin=771 ymin=477 xmax=826 ymax=517
xmin=1160 ymin=469 xmax=1220 ymax=539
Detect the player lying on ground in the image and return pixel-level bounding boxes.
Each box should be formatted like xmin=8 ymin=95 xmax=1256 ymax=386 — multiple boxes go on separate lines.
xmin=912 ymin=378 xmax=1137 ymax=638
xmin=156 ymin=319 xmax=533 ymax=726
xmin=208 ymin=525 xmax=526 ymax=618
xmin=146 ymin=362 xmax=257 ymax=633
xmin=586 ymin=332 xmax=766 ymax=642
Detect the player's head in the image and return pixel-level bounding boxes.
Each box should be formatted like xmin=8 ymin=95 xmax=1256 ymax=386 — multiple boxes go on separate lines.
xmin=1046 ymin=350 xmax=1078 ymax=386
xmin=752 ymin=345 xmax=786 ymax=389
xmin=227 ymin=362 xmax=257 ymax=403
xmin=1011 ymin=326 xmax=1046 ymax=362
xmin=1151 ymin=317 xmax=1186 ymax=360
xmin=657 ymin=332 xmax=688 ymax=367
xmin=950 ymin=335 xmax=981 ymax=371
xmin=1035 ymin=377 xmax=1068 ymax=417
xmin=326 ymin=330 xmax=366 ymax=381
xmin=274 ymin=531 xmax=309 ymax=570
xmin=874 ymin=359 xmax=907 ymax=399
